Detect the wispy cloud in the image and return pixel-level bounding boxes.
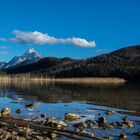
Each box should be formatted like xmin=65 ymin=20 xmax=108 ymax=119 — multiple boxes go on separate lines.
xmin=0 ymin=30 xmax=96 ymax=48
xmin=0 ymin=51 xmax=10 ymax=55
xmin=0 ymin=45 xmax=11 ymax=50
xmin=0 ymin=46 xmax=10 ymax=55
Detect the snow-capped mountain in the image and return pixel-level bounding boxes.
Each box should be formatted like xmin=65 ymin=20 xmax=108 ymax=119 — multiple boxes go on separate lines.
xmin=0 ymin=48 xmax=43 ymax=69
xmin=0 ymin=62 xmax=6 ymax=69
xmin=22 ymin=48 xmax=42 ymax=61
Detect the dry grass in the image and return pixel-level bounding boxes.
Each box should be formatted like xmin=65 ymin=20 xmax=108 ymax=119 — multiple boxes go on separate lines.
xmin=0 ymin=74 xmax=126 ymax=85
xmin=52 ymin=77 xmax=126 ymax=84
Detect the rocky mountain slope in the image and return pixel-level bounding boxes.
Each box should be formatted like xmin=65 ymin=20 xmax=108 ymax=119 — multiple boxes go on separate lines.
xmin=0 ymin=48 xmax=42 ymax=69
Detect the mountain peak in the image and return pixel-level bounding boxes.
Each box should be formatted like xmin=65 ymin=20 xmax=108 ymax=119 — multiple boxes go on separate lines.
xmin=26 ymin=48 xmax=36 ymax=53
xmin=0 ymin=48 xmax=43 ymax=69
xmin=23 ymin=48 xmax=42 ymax=58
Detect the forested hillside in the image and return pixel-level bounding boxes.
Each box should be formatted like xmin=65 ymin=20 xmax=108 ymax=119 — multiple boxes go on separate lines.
xmin=5 ymin=45 xmax=140 ymax=81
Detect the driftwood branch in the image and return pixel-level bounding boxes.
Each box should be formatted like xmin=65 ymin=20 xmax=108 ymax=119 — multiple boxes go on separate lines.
xmin=0 ymin=116 xmax=105 ymax=140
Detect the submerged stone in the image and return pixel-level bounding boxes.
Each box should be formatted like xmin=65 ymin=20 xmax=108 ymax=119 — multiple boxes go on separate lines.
xmin=81 ymin=115 xmax=87 ymax=118
xmin=117 ymin=119 xmax=134 ymax=129
xmin=26 ymin=104 xmax=35 ymax=109
xmin=91 ymin=121 xmax=99 ymax=129
xmin=1 ymin=108 xmax=11 ymax=117
xmin=45 ymin=118 xmax=67 ymax=129
xmin=111 ymin=122 xmax=117 ymax=126
xmin=127 ymin=122 xmax=134 ymax=128
xmin=106 ymin=110 xmax=115 ymax=115
xmin=119 ymin=134 xmax=128 ymax=140
xmin=122 ymin=116 xmax=128 ymax=122
xmin=73 ymin=122 xmax=86 ymax=131
xmin=65 ymin=113 xmax=80 ymax=121
xmin=85 ymin=120 xmax=92 ymax=125
xmin=40 ymin=114 xmax=46 ymax=118
xmin=120 ymin=123 xmax=128 ymax=129
xmin=98 ymin=116 xmax=106 ymax=126
xmin=123 ymin=119 xmax=134 ymax=128
xmin=103 ymin=122 xmax=113 ymax=129
xmin=16 ymin=109 xmax=21 ymax=114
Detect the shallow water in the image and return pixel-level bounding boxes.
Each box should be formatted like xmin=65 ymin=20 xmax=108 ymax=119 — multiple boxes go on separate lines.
xmin=0 ymin=81 xmax=140 ymax=139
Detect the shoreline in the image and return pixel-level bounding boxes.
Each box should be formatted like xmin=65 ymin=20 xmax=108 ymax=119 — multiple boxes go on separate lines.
xmin=0 ymin=106 xmax=139 ymax=140
xmin=0 ymin=76 xmax=126 ymax=85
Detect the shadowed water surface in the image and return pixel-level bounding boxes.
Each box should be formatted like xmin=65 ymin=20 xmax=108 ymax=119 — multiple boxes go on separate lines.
xmin=0 ymin=81 xmax=140 ymax=139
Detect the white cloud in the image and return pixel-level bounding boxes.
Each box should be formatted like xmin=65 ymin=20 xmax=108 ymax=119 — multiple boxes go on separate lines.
xmin=0 ymin=30 xmax=96 ymax=48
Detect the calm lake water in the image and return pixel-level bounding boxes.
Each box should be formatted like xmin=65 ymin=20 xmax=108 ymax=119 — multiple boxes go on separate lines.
xmin=0 ymin=81 xmax=140 ymax=139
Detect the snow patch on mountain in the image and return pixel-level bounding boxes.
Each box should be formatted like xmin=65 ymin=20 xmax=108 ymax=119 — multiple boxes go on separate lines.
xmin=0 ymin=48 xmax=43 ymax=69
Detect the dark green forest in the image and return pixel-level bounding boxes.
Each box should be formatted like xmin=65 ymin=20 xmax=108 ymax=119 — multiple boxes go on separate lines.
xmin=2 ymin=45 xmax=140 ymax=81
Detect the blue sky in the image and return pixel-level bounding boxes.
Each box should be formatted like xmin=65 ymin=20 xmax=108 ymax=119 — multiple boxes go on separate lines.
xmin=0 ymin=0 xmax=140 ymax=61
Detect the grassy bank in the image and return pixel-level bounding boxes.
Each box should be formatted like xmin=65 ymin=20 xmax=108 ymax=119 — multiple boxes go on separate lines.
xmin=0 ymin=74 xmax=126 ymax=85
xmin=52 ymin=77 xmax=126 ymax=84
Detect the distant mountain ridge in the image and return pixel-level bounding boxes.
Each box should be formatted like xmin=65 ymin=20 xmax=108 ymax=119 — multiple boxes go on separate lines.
xmin=2 ymin=45 xmax=140 ymax=81
xmin=0 ymin=48 xmax=42 ymax=69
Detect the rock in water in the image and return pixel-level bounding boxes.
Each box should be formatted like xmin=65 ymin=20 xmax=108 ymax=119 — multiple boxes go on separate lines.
xmin=47 ymin=132 xmax=58 ymax=139
xmin=65 ymin=113 xmax=80 ymax=121
xmin=118 ymin=118 xmax=134 ymax=129
xmin=103 ymin=122 xmax=113 ymax=129
xmin=119 ymin=134 xmax=128 ymax=140
xmin=1 ymin=108 xmax=11 ymax=116
xmin=98 ymin=116 xmax=106 ymax=126
xmin=135 ymin=131 xmax=140 ymax=137
xmin=45 ymin=118 xmax=67 ymax=129
xmin=26 ymin=104 xmax=35 ymax=109
xmin=127 ymin=121 xmax=134 ymax=128
xmin=73 ymin=122 xmax=86 ymax=131
xmin=16 ymin=109 xmax=21 ymax=114
xmin=106 ymin=110 xmax=115 ymax=115
xmin=40 ymin=114 xmax=46 ymax=118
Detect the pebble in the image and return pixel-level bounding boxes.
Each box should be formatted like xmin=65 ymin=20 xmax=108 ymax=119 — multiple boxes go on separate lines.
xmin=40 ymin=114 xmax=46 ymax=118
xmin=73 ymin=122 xmax=86 ymax=131
xmin=106 ymin=110 xmax=115 ymax=115
xmin=123 ymin=116 xmax=128 ymax=122
xmin=16 ymin=109 xmax=21 ymax=114
xmin=111 ymin=122 xmax=117 ymax=126
xmin=26 ymin=104 xmax=35 ymax=109
xmin=119 ymin=134 xmax=128 ymax=140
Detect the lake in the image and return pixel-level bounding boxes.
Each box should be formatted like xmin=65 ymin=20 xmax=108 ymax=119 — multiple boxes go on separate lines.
xmin=0 ymin=80 xmax=140 ymax=139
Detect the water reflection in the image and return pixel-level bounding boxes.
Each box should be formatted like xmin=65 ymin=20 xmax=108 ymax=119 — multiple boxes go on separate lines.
xmin=0 ymin=80 xmax=140 ymax=115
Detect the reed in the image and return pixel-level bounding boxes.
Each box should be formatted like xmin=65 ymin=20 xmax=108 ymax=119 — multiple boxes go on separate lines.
xmin=0 ymin=74 xmax=126 ymax=85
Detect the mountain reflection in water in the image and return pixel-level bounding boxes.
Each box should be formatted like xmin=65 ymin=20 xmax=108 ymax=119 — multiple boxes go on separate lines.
xmin=0 ymin=80 xmax=139 ymax=116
